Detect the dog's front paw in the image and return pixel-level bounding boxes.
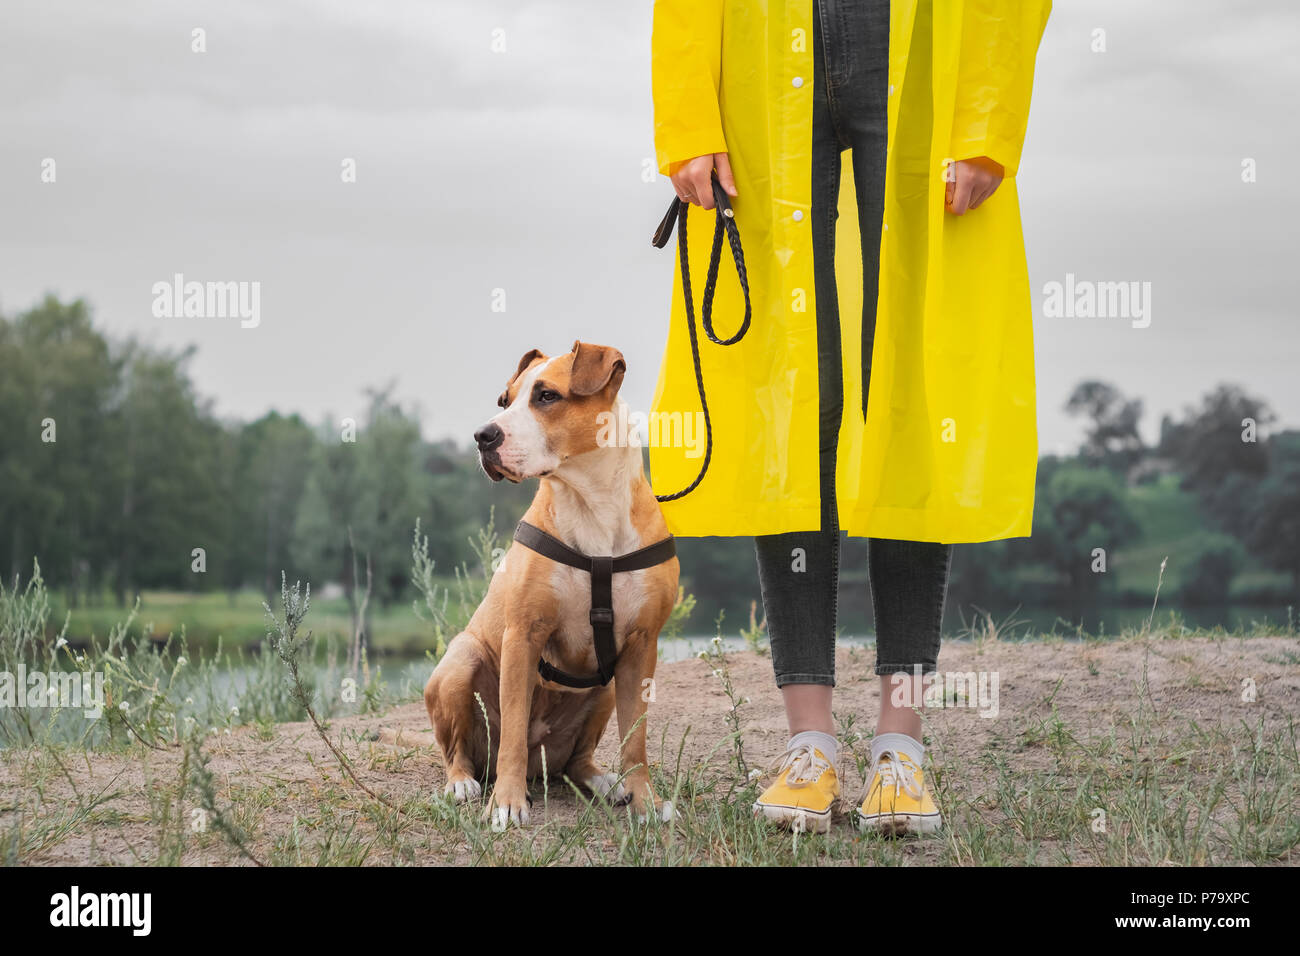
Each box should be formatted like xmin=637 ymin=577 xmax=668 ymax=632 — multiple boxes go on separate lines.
xmin=584 ymin=772 xmax=627 ymax=804
xmin=636 ymin=799 xmax=675 ymax=824
xmin=486 ymin=778 xmax=532 ymax=829
xmin=445 ymin=774 xmax=482 ymax=803
xmin=627 ymin=779 xmax=674 ymax=823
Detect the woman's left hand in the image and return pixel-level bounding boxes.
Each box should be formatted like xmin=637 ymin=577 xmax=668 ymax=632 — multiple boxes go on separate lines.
xmin=945 ymin=156 xmax=1004 ymax=215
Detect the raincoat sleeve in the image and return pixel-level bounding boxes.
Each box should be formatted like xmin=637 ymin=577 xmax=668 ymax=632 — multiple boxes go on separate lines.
xmin=651 ymin=0 xmax=727 ymax=177
xmin=949 ymin=0 xmax=1052 ymax=177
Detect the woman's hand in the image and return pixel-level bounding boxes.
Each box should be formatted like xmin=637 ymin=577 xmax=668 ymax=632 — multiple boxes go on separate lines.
xmin=670 ymin=152 xmax=738 ymax=210
xmin=945 ymin=156 xmax=1004 ymax=215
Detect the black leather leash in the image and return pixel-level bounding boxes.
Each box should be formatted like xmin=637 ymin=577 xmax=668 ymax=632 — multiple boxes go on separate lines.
xmin=650 ymin=171 xmax=753 ymax=502
xmin=508 ymin=174 xmax=743 ymax=689
xmin=512 ymin=519 xmax=676 ymax=688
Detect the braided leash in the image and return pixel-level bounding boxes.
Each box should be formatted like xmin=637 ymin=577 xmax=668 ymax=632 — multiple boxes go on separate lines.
xmin=650 ymin=172 xmax=752 ymax=502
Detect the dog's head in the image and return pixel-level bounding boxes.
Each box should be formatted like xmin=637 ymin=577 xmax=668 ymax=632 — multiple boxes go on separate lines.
xmin=473 ymin=340 xmax=626 ymax=482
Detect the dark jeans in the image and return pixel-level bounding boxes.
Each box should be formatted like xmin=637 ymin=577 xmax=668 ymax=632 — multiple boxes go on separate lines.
xmin=754 ymin=0 xmax=952 ymax=687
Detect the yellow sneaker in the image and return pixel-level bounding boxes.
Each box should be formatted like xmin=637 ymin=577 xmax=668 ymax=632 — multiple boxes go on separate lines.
xmin=752 ymin=744 xmax=839 ymax=833
xmin=855 ymin=749 xmax=941 ymax=836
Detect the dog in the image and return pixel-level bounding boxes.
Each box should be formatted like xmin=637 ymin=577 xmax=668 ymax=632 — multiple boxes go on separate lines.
xmin=423 ymin=341 xmax=680 ymax=828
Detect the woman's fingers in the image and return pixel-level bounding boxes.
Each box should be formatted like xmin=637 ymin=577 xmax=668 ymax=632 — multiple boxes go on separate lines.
xmin=945 ymin=158 xmax=1004 ymax=215
xmin=949 ymin=156 xmax=1005 ymax=214
xmin=670 ymin=152 xmax=737 ymax=209
xmin=693 ymin=164 xmax=716 ymax=209
xmin=972 ymin=177 xmax=1002 ymax=209
xmin=714 ymin=152 xmax=738 ymax=197
xmin=947 ymin=172 xmax=975 ymax=215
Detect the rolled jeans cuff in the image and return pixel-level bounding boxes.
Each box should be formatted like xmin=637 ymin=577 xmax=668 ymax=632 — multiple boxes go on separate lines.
xmin=875 ymin=661 xmax=939 ymax=677
xmin=774 ymin=671 xmax=836 ymax=688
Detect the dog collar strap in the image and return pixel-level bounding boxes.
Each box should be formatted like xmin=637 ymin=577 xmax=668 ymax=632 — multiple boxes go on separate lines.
xmin=512 ymin=519 xmax=676 ymax=689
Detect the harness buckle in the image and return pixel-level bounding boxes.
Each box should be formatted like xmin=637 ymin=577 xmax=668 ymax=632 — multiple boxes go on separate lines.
xmin=589 ymin=607 xmax=614 ymax=626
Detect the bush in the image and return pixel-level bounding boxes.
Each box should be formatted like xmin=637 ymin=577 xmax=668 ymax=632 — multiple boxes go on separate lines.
xmin=1177 ymin=534 xmax=1245 ymax=604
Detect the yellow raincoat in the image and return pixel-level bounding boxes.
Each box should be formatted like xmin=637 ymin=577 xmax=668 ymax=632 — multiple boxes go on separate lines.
xmin=649 ymin=0 xmax=1051 ymax=542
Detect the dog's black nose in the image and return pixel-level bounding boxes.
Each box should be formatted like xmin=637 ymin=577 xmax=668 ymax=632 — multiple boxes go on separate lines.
xmin=474 ymin=422 xmax=504 ymax=451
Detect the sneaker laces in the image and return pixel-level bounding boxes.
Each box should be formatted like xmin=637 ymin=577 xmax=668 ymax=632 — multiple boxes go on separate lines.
xmin=870 ymin=750 xmax=923 ymax=800
xmin=767 ymin=744 xmax=831 ymax=789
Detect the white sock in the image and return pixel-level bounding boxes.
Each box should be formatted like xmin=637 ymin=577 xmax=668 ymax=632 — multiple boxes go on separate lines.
xmin=788 ymin=729 xmax=838 ymax=764
xmin=871 ymin=731 xmax=923 ymax=768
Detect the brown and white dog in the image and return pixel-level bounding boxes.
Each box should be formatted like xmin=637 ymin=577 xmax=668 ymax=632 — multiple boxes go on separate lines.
xmin=423 ymin=341 xmax=679 ymax=827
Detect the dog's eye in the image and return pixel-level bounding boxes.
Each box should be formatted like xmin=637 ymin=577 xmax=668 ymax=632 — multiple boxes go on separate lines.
xmin=496 ymin=392 xmax=509 ymax=408
xmin=534 ymin=389 xmax=561 ymax=405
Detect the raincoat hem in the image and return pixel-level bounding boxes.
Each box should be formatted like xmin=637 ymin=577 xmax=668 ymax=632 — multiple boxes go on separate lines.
xmin=660 ymin=501 xmax=823 ymax=539
xmin=842 ymin=504 xmax=1033 ymax=544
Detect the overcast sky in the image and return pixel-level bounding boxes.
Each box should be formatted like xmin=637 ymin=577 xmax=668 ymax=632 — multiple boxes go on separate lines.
xmin=1 ymin=0 xmax=1296 ymax=457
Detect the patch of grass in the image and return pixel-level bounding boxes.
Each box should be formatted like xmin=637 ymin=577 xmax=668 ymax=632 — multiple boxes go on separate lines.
xmin=48 ymin=588 xmax=431 ymax=656
xmin=1 ymin=560 xmax=396 ymax=751
xmin=4 ymin=532 xmax=1298 ymax=866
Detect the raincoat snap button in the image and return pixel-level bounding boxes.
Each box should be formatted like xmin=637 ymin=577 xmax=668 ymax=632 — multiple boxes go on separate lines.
xmin=792 ymin=210 xmax=804 ymax=222
xmin=792 ymin=76 xmax=804 ymax=88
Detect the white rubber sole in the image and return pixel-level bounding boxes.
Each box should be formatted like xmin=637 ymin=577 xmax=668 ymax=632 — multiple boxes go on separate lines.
xmin=753 ymin=801 xmax=834 ymax=834
xmin=855 ymin=810 xmax=942 ymax=837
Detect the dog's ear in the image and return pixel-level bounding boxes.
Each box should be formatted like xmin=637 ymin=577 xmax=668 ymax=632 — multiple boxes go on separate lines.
xmin=569 ymin=340 xmax=626 ymax=398
xmin=498 ymin=348 xmax=545 ymax=407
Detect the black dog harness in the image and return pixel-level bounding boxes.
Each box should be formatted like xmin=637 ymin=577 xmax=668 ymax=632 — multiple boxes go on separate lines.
xmin=512 ymin=519 xmax=676 ymax=689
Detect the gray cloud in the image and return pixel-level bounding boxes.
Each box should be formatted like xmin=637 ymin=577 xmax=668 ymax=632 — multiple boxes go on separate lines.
xmin=0 ymin=0 xmax=1294 ymax=456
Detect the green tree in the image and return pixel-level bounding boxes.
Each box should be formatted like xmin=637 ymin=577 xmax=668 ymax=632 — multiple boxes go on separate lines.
xmin=1177 ymin=533 xmax=1245 ymax=604
xmin=1065 ymin=380 xmax=1145 ymax=472
xmin=1030 ymin=463 xmax=1140 ymax=594
xmin=231 ymin=413 xmax=316 ymax=600
xmin=1244 ymin=431 xmax=1300 ymax=594
xmin=294 ymin=423 xmax=369 ymax=612
xmin=0 ymin=297 xmax=120 ymax=599
xmin=293 ymin=390 xmax=435 ymax=658
xmin=105 ymin=345 xmax=227 ymax=600
xmin=1159 ymin=384 xmax=1274 ymax=530
xmin=356 ymin=390 xmax=435 ymax=604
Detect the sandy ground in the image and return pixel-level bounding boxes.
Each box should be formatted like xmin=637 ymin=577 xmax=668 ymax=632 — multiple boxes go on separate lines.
xmin=4 ymin=634 xmax=1298 ymax=865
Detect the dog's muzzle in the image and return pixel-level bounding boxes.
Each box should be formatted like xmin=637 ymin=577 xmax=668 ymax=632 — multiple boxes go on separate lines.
xmin=474 ymin=422 xmax=512 ymax=482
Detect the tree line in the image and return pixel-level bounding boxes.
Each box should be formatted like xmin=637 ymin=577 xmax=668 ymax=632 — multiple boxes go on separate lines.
xmin=2 ymin=296 xmax=1296 ymax=628
xmin=0 ymin=296 xmax=533 ymax=613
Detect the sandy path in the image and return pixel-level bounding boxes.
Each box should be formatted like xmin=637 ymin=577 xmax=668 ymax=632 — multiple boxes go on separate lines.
xmin=4 ymin=634 xmax=1297 ymax=865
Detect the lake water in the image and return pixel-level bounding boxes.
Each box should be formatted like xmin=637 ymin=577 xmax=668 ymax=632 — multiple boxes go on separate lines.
xmin=371 ymin=600 xmax=1293 ymax=690
xmin=953 ymin=602 xmax=1293 ymax=637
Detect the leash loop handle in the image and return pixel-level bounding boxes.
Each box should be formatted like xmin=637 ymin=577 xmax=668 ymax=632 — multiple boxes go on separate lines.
xmin=650 ymin=171 xmax=752 ymax=503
